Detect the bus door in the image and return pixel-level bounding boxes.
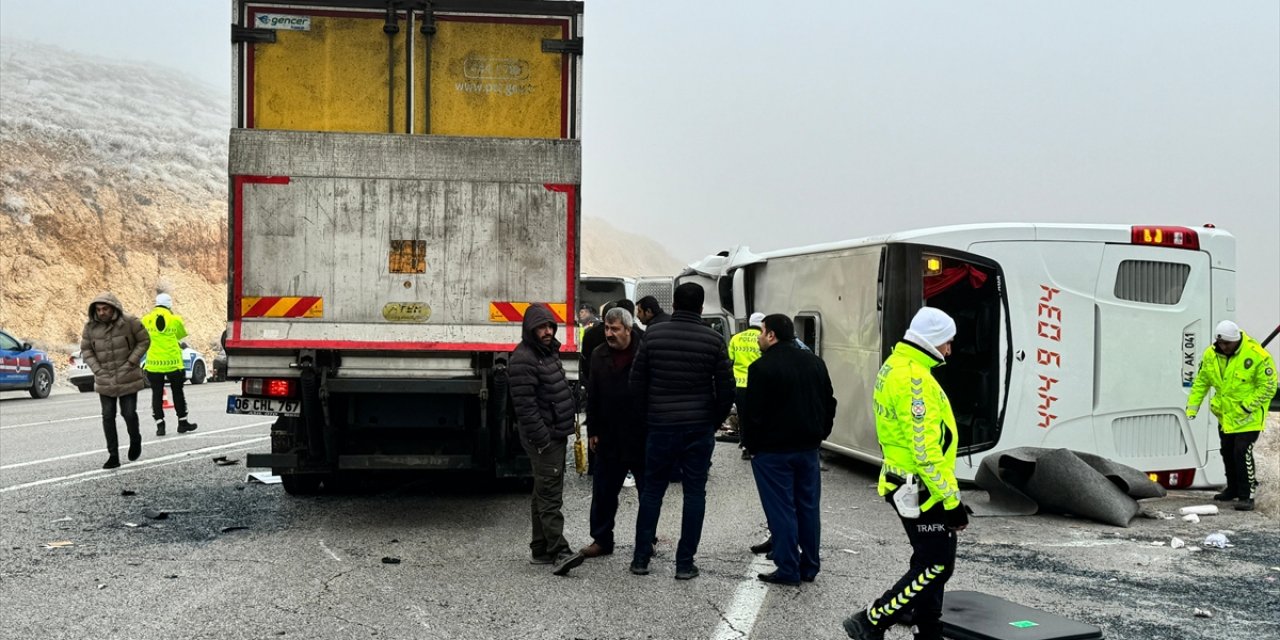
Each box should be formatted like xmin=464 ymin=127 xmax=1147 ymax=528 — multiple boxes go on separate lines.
xmin=1093 ymin=244 xmax=1214 ymax=485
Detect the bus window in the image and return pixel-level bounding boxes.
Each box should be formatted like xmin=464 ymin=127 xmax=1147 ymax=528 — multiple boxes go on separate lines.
xmin=794 ymin=314 xmax=821 ymax=356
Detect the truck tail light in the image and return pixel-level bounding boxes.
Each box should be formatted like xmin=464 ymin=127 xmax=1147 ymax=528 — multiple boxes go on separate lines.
xmin=242 ymin=377 xmax=298 ymax=398
xmin=1146 ymin=468 xmax=1196 ymax=489
xmin=1131 ymin=226 xmax=1199 ymax=251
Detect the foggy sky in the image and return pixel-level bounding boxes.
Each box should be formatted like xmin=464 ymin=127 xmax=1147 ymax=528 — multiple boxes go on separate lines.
xmin=2 ymin=0 xmax=1277 ymax=343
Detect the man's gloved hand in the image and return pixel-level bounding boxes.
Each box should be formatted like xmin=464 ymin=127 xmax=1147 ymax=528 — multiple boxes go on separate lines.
xmin=943 ymin=502 xmax=970 ymax=531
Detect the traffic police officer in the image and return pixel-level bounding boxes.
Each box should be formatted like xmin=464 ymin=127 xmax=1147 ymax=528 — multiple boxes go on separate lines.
xmin=724 ymin=312 xmax=764 ymax=448
xmin=142 ymin=293 xmax=198 ymax=436
xmin=844 ymin=307 xmax=968 ymax=640
xmin=1186 ymin=320 xmax=1277 ymax=511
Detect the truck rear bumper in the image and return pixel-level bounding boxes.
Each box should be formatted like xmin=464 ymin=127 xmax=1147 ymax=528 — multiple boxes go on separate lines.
xmin=247 ymin=452 xmax=476 ymax=471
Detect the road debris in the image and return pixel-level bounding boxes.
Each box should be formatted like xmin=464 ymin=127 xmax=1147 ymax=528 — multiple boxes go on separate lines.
xmin=1178 ymin=505 xmax=1218 ymax=516
xmin=1170 ymin=537 xmax=1186 ymax=549
xmin=212 ymin=456 xmax=240 ymax=466
xmin=1203 ymin=533 xmax=1231 ymax=549
xmin=123 ymin=522 xmax=142 ymax=528
xmin=145 ymin=510 xmax=169 ymax=520
xmin=1193 ymin=608 xmax=1213 ymax=618
xmin=120 ymin=490 xmax=136 ymax=496
xmin=220 ymin=526 xmax=250 ymax=534
xmin=1182 ymin=513 xmax=1200 ymax=523
xmin=42 ymin=541 xmax=74 ymax=549
xmin=382 ymin=556 xmax=401 ymax=564
xmin=245 ymin=472 xmax=282 ymax=484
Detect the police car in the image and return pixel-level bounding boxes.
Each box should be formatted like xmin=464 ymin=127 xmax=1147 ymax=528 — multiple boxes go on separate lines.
xmin=0 ymin=329 xmax=55 ymax=398
xmin=68 ymin=342 xmax=208 ymax=393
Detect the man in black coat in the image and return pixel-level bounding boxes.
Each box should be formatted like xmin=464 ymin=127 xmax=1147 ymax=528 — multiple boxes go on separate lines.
xmin=581 ymin=306 xmax=646 ymax=558
xmin=743 ymin=314 xmax=837 ymax=586
xmin=509 ymin=304 xmax=585 ymax=576
xmin=629 ymin=283 xmax=734 ymax=579
xmin=636 ymin=295 xmax=671 ymax=327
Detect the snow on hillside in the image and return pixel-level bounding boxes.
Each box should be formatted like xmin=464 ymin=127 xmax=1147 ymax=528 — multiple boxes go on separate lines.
xmin=0 ymin=39 xmax=227 ymax=207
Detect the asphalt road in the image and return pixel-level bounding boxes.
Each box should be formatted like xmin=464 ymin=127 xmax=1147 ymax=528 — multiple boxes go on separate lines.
xmin=0 ymin=385 xmax=1276 ymax=640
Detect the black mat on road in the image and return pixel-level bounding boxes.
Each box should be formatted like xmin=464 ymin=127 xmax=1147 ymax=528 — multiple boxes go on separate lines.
xmin=966 ymin=447 xmax=1166 ymax=527
xmin=942 ymin=590 xmax=1104 ymax=640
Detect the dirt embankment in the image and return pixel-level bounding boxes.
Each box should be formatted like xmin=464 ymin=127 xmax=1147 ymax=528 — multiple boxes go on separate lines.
xmin=0 ymin=139 xmax=227 ymax=369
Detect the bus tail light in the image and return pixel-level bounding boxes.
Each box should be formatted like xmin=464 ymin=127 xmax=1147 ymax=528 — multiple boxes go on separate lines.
xmin=1131 ymin=226 xmax=1199 ymax=251
xmin=242 ymin=377 xmax=298 ymax=398
xmin=1146 ymin=468 xmax=1196 ymax=489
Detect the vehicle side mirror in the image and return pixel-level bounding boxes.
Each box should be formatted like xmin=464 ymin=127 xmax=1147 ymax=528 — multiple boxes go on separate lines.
xmin=179 ymin=341 xmax=190 ymax=349
xmin=22 ymin=342 xmax=32 ymax=351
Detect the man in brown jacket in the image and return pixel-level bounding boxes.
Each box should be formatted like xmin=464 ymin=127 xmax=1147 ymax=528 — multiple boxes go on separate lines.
xmin=81 ymin=293 xmax=150 ymax=469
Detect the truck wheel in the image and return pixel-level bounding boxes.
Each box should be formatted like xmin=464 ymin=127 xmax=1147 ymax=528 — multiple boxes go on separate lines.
xmin=191 ymin=362 xmax=206 ymax=385
xmin=29 ymin=367 xmax=53 ymax=399
xmin=281 ymin=474 xmax=323 ymax=495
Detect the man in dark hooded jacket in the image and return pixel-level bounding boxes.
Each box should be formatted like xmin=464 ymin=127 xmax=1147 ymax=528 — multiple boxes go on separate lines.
xmin=509 ymin=304 xmax=585 ymax=576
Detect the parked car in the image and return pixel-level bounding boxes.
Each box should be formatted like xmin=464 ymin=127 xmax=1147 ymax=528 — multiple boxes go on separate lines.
xmin=68 ymin=341 xmax=207 ymax=393
xmin=0 ymin=329 xmax=54 ymax=398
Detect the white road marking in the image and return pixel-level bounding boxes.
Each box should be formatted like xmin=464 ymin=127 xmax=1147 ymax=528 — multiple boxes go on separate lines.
xmin=0 ymin=421 xmax=272 ymax=470
xmin=41 ymin=444 xmax=266 ymax=491
xmin=319 ymin=540 xmax=342 ymax=562
xmin=1 ymin=436 xmax=269 ymax=493
xmin=1 ymin=414 xmax=100 ymax=430
xmin=710 ymin=556 xmax=775 ymax=640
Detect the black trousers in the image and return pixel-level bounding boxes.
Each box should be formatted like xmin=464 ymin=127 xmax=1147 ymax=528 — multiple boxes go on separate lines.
xmin=1220 ymin=430 xmax=1260 ymax=499
xmin=868 ymin=499 xmax=957 ymax=638
xmin=148 ymin=369 xmax=187 ymax=421
xmin=588 ymin=439 xmax=646 ymax=550
xmin=100 ymin=393 xmax=140 ymax=456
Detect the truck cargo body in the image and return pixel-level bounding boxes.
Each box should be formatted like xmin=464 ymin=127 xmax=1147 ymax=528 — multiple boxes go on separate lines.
xmin=227 ymin=1 xmax=584 ymax=493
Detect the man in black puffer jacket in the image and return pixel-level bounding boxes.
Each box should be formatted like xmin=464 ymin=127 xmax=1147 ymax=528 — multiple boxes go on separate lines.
xmin=629 ymin=283 xmax=734 ymax=580
xmin=509 ymin=304 xmax=584 ymax=576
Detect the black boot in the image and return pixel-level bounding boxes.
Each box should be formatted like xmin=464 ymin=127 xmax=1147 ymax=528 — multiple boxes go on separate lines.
xmin=127 ymin=425 xmax=142 ymax=462
xmin=177 ymin=417 xmax=198 ymax=434
xmin=1212 ymin=489 xmax=1237 ymax=501
xmin=103 ymin=422 xmax=120 ymax=469
xmin=155 ymin=420 xmax=166 ymax=437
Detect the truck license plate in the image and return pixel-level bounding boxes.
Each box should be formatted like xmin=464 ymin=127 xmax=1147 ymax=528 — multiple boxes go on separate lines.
xmin=226 ymin=395 xmax=301 ymax=417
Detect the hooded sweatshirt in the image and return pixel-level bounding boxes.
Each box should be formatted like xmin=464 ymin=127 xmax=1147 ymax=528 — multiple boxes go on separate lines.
xmin=80 ymin=292 xmax=150 ymax=397
xmin=508 ymin=305 xmax=577 ymax=448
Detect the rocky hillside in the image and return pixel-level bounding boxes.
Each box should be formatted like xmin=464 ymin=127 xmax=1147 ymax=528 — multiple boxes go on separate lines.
xmin=0 ymin=40 xmax=681 ymax=369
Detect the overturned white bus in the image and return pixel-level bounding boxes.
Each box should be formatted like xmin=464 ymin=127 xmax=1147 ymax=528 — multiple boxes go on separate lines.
xmin=682 ymin=223 xmax=1235 ymax=489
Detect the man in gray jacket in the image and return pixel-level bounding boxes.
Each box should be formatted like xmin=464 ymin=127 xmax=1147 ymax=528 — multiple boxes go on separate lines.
xmin=509 ymin=304 xmax=585 ymax=576
xmin=80 ymin=292 xmax=150 ymax=469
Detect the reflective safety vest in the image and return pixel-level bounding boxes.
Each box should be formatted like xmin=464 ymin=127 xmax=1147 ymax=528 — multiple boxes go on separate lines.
xmin=874 ymin=341 xmax=961 ymax=513
xmin=728 ymin=328 xmax=762 ymax=388
xmin=1187 ymin=331 xmax=1277 ymax=434
xmin=141 ymin=306 xmax=187 ymax=373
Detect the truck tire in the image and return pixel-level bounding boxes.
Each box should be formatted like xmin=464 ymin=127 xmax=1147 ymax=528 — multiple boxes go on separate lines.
xmin=281 ymin=473 xmax=323 ymax=495
xmin=28 ymin=367 xmax=53 ymax=399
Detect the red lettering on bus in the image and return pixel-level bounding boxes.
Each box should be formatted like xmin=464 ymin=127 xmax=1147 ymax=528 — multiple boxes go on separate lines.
xmin=1036 ymin=349 xmax=1061 ymax=367
xmin=1037 ymin=321 xmax=1062 ymax=341
xmin=1037 ymin=303 xmax=1062 ymax=321
xmin=1038 ymin=285 xmax=1060 ymax=303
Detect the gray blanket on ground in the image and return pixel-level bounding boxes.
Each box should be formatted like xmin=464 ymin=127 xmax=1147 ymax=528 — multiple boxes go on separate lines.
xmin=967 ymin=447 xmax=1166 ymax=527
